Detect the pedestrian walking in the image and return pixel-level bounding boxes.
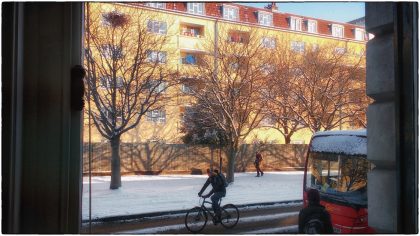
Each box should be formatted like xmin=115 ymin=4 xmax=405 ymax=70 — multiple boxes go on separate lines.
xmin=254 ymin=151 xmax=264 ymax=177
xmin=298 ymin=188 xmax=334 ymax=234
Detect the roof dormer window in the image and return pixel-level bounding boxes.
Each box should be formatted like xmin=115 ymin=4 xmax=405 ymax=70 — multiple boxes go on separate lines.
xmin=258 ymin=11 xmax=273 ymax=26
xmin=145 ymin=2 xmax=165 ymax=9
xmin=307 ymin=19 xmax=317 ymax=34
xmin=332 ymin=24 xmax=344 ymax=38
xmin=187 ymin=2 xmax=205 ymax=15
xmin=355 ymin=28 xmax=365 ymax=41
xmin=223 ymin=5 xmax=239 ymax=21
xmin=289 ymin=16 xmax=302 ymax=31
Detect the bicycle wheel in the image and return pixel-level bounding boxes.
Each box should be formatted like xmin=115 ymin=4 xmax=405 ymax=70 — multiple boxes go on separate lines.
xmin=220 ymin=204 xmax=239 ymax=229
xmin=185 ymin=207 xmax=207 ymax=233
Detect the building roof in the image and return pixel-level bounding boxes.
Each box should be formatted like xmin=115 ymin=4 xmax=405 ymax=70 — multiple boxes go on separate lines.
xmin=347 ymin=17 xmax=366 ymax=27
xmin=128 ymin=2 xmax=366 ymax=41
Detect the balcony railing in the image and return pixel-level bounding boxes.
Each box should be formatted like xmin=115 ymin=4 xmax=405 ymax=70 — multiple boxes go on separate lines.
xmin=181 ymin=56 xmax=204 ymax=66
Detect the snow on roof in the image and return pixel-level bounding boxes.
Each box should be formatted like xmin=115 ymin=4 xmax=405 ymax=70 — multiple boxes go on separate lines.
xmin=313 ymin=129 xmax=366 ymax=138
xmin=310 ymin=129 xmax=367 ymax=155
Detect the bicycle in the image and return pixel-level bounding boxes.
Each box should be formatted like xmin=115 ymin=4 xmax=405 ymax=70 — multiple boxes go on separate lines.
xmin=185 ymin=196 xmax=239 ymax=233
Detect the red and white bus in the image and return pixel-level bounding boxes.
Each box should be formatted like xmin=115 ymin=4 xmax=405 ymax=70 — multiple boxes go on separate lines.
xmin=303 ymin=130 xmax=375 ymax=233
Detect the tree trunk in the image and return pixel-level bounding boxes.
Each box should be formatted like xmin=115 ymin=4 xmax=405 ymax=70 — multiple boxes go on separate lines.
xmin=285 ymin=135 xmax=291 ymax=144
xmin=226 ymin=144 xmax=237 ymax=183
xmin=110 ymin=135 xmax=121 ymax=189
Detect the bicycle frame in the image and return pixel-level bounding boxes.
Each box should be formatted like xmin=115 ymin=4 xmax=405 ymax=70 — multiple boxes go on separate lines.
xmin=185 ymin=196 xmax=239 ymax=233
xmin=198 ymin=197 xmax=221 ymax=220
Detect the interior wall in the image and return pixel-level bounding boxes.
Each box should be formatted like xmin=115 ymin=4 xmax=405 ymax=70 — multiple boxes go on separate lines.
xmin=2 ymin=3 xmax=83 ymax=233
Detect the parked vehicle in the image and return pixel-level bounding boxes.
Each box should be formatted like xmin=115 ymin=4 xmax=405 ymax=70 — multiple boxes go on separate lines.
xmin=303 ymin=130 xmax=375 ymax=233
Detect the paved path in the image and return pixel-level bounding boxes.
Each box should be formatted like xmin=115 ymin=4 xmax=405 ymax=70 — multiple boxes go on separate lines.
xmin=81 ymin=200 xmax=302 ymax=234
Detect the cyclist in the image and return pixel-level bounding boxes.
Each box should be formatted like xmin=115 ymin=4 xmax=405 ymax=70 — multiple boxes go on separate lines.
xmin=198 ymin=168 xmax=226 ymax=223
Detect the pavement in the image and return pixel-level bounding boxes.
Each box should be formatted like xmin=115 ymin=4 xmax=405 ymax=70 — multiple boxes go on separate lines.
xmin=81 ymin=200 xmax=303 ymax=234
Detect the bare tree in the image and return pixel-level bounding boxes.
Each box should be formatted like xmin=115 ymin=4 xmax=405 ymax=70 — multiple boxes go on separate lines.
xmin=289 ymin=44 xmax=367 ymax=133
xmin=340 ymin=156 xmax=370 ymax=191
xmin=181 ymin=26 xmax=269 ymax=182
xmin=85 ymin=3 xmax=178 ymax=189
xmin=263 ymin=40 xmax=308 ymax=143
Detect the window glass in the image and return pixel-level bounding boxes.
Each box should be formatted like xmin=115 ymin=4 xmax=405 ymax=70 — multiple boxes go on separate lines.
xmin=335 ymin=47 xmax=346 ymax=54
xmin=187 ymin=3 xmax=204 ymax=15
xmin=147 ymin=20 xmax=167 ymax=34
xmin=258 ymin=11 xmax=273 ymax=26
xmin=147 ymin=109 xmax=166 ymax=123
xmin=306 ymin=152 xmax=370 ymax=206
xmin=332 ymin=24 xmax=344 ymax=38
xmin=290 ymin=17 xmax=302 ymax=31
xmin=291 ymin=41 xmax=305 ymax=53
xmin=180 ymin=25 xmax=203 ymax=37
xmin=355 ymin=28 xmax=365 ymax=41
xmin=182 ymin=54 xmax=197 ymax=65
xmin=307 ymin=20 xmax=317 ymax=33
xmin=99 ymin=76 xmax=124 ymax=89
xmin=262 ymin=37 xmax=276 ymax=49
xmin=223 ymin=5 xmax=239 ymax=21
xmin=147 ymin=50 xmax=167 ymax=63
xmin=146 ymin=80 xmax=167 ymax=93
xmin=228 ymin=32 xmax=249 ymax=43
xmin=145 ymin=2 xmax=165 ymax=9
xmin=100 ymin=44 xmax=123 ymax=59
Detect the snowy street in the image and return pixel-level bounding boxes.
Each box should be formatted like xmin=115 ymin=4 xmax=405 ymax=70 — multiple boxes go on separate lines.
xmin=82 ymin=171 xmax=304 ymax=220
xmin=92 ymin=202 xmax=302 ymax=234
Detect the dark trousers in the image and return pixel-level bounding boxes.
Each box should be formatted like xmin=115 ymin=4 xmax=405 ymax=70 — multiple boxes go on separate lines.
xmin=255 ymin=162 xmax=263 ymax=176
xmin=211 ymin=192 xmax=225 ymax=217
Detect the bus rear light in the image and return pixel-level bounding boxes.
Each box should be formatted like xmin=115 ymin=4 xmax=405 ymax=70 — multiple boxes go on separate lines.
xmin=354 ymin=215 xmax=368 ymax=226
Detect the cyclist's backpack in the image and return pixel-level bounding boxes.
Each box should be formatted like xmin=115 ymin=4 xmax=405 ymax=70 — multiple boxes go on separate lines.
xmin=218 ymin=173 xmax=229 ymax=188
xmin=304 ymin=215 xmax=325 ymax=234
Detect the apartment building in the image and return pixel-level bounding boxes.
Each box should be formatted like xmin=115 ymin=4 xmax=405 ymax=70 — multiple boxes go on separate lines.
xmin=84 ymin=2 xmax=367 ymax=144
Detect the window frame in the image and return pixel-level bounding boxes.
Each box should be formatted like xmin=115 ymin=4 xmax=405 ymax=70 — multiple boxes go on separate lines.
xmin=290 ymin=16 xmax=302 ymax=31
xmin=187 ymin=2 xmax=205 ymax=15
xmin=307 ymin=19 xmax=318 ymax=33
xmin=146 ymin=79 xmax=167 ymax=94
xmin=100 ymin=44 xmax=123 ymax=60
xmin=261 ymin=37 xmax=276 ymax=49
xmin=145 ymin=2 xmax=166 ymax=9
xmin=146 ymin=50 xmax=167 ymax=64
xmin=223 ymin=5 xmax=239 ymax=21
xmin=355 ymin=28 xmax=365 ymax=41
xmin=332 ymin=24 xmax=344 ymax=38
xmin=147 ymin=20 xmax=167 ymax=35
xmin=291 ymin=41 xmax=305 ymax=53
xmin=99 ymin=76 xmax=124 ymax=89
xmin=334 ymin=47 xmax=347 ymax=54
xmin=147 ymin=108 xmax=166 ymax=123
xmin=258 ymin=11 xmax=273 ymax=26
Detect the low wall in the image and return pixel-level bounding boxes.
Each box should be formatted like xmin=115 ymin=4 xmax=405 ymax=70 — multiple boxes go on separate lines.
xmin=82 ymin=143 xmax=308 ymax=176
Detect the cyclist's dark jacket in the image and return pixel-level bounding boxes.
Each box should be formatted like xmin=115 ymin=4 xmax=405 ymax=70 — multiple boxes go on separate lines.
xmin=298 ymin=203 xmax=334 ymax=233
xmin=198 ymin=174 xmax=226 ymax=196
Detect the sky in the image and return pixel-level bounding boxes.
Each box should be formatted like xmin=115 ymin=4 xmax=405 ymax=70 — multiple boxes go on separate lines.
xmin=240 ymin=2 xmax=365 ymax=23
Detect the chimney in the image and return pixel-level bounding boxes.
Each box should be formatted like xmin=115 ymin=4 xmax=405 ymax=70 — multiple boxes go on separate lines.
xmin=265 ymin=2 xmax=278 ymax=12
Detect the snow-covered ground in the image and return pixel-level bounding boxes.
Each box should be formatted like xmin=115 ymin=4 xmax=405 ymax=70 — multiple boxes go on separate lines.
xmin=82 ymin=171 xmax=304 ymax=220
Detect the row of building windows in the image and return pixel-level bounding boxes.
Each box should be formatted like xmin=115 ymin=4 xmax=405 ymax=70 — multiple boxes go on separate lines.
xmin=100 ymin=41 xmax=356 ymax=66
xmin=98 ymin=108 xmax=167 ymax=124
xmin=143 ymin=3 xmax=366 ymax=41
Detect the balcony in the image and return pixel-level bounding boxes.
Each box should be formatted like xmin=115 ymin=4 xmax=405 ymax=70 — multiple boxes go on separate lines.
xmin=180 ymin=50 xmax=205 ymax=66
xmin=180 ymin=23 xmax=204 ymax=38
xmin=227 ymin=31 xmax=250 ymax=44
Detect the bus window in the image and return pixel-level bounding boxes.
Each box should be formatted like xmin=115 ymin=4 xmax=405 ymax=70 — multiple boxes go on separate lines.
xmin=306 ymin=152 xmax=370 ymax=207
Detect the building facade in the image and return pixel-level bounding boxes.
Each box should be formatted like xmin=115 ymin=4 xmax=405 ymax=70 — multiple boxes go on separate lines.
xmin=84 ymin=2 xmax=367 ymax=145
